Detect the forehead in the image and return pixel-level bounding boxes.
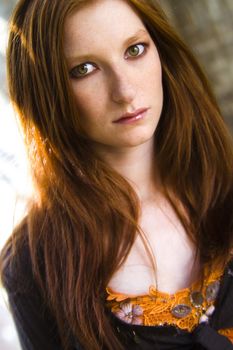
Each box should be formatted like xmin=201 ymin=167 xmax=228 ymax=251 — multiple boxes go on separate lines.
xmin=63 ymin=0 xmax=146 ymax=57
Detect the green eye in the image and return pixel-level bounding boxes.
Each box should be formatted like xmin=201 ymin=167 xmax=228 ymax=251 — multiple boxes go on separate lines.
xmin=70 ymin=62 xmax=96 ymax=79
xmin=127 ymin=43 xmax=146 ymax=58
xmin=78 ymin=64 xmax=89 ymax=75
xmin=128 ymin=46 xmax=140 ymax=56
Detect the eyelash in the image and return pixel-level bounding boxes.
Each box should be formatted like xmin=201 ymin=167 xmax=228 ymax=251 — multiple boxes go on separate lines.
xmin=69 ymin=42 xmax=149 ymax=79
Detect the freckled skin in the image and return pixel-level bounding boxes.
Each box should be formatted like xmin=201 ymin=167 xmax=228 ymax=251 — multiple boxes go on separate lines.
xmin=64 ymin=0 xmax=163 ymax=154
xmin=64 ymin=0 xmax=200 ymax=297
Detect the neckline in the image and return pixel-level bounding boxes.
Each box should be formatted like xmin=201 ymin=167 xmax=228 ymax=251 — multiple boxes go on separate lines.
xmin=106 ymin=263 xmax=224 ymax=301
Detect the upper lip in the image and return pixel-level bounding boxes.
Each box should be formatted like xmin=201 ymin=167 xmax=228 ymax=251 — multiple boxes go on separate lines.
xmin=113 ymin=107 xmax=148 ymax=122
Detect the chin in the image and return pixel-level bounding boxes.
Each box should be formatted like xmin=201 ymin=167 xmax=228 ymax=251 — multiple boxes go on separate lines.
xmin=117 ymin=134 xmax=155 ymax=148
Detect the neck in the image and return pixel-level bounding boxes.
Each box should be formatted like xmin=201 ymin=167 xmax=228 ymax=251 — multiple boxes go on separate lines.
xmin=95 ymin=139 xmax=162 ymax=202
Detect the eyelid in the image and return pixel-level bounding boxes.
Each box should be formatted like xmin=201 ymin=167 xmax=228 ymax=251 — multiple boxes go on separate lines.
xmin=69 ymin=62 xmax=97 ymax=79
xmin=125 ymin=42 xmax=149 ymax=59
xmin=69 ymin=41 xmax=149 ymax=79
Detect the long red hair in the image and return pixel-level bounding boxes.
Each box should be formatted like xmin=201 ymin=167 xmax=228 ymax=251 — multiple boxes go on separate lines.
xmin=1 ymin=0 xmax=233 ymax=349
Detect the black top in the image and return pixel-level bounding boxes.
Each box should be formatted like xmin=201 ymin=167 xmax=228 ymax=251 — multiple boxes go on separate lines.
xmin=2 ymin=240 xmax=233 ymax=350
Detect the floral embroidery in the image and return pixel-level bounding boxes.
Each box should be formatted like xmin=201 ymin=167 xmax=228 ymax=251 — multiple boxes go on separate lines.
xmin=113 ymin=302 xmax=143 ymax=325
xmin=106 ymin=263 xmax=226 ymax=332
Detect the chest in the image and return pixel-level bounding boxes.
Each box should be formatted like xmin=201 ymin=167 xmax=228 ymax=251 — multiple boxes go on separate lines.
xmin=108 ymin=198 xmax=200 ymax=295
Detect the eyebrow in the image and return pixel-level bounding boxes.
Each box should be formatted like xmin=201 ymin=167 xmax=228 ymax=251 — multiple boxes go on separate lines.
xmin=124 ymin=29 xmax=148 ymax=47
xmin=66 ymin=29 xmax=149 ymax=63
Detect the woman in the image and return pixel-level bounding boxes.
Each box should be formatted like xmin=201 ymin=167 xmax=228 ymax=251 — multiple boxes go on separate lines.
xmin=1 ymin=0 xmax=233 ymax=349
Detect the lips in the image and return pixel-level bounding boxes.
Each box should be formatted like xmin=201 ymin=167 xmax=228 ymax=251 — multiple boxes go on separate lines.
xmin=113 ymin=107 xmax=149 ymax=124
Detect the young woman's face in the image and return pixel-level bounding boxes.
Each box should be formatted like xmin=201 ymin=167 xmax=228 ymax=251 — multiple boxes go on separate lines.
xmin=64 ymin=0 xmax=163 ymax=153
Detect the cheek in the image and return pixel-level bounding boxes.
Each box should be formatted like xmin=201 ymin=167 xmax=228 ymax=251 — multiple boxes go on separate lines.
xmin=140 ymin=50 xmax=162 ymax=92
xmin=72 ymin=84 xmax=98 ymax=117
xmin=71 ymin=83 xmax=107 ymax=130
xmin=149 ymin=60 xmax=162 ymax=87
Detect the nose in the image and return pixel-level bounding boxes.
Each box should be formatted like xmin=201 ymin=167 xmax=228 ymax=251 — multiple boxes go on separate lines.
xmin=110 ymin=69 xmax=136 ymax=104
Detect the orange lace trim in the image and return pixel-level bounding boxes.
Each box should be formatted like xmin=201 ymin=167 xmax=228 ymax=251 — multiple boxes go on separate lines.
xmin=218 ymin=328 xmax=233 ymax=343
xmin=106 ymin=265 xmax=224 ymax=332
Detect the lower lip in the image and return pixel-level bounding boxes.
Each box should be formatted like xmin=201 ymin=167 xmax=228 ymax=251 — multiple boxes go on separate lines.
xmin=114 ymin=110 xmax=147 ymax=125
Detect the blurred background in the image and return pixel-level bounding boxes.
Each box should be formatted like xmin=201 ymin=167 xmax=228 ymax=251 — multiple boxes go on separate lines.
xmin=162 ymin=0 xmax=233 ymax=127
xmin=0 ymin=0 xmax=232 ymax=349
